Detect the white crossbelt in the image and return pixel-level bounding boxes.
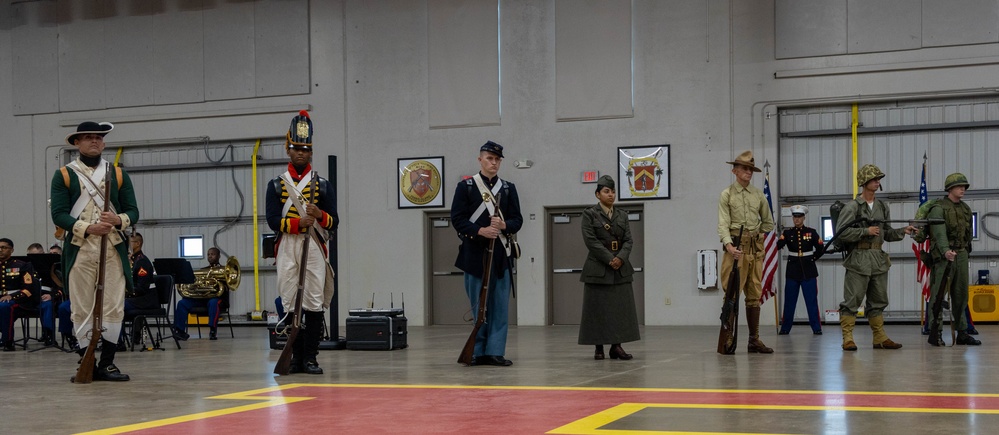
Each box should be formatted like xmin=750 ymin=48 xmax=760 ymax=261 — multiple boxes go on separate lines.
xmin=67 ymin=160 xmax=110 ymax=219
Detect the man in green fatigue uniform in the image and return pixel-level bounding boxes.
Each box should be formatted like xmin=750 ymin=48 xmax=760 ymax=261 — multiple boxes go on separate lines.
xmin=926 ymin=173 xmax=980 ymax=347
xmin=836 ymin=164 xmax=915 ymax=351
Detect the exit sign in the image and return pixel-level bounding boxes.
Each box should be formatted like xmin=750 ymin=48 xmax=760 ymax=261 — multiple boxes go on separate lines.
xmin=581 ymin=170 xmax=599 ymax=183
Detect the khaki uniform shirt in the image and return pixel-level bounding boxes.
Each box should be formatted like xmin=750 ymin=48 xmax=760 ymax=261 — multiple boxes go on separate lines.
xmin=717 ymin=182 xmax=775 ymax=246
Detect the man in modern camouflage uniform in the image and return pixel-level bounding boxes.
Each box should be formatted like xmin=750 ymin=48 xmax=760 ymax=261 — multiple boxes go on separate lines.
xmin=926 ymin=173 xmax=980 ymax=346
xmin=835 ymin=164 xmax=915 ymax=351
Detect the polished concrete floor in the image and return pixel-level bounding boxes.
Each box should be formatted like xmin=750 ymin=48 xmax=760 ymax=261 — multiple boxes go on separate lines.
xmin=3 ymin=322 xmax=999 ymax=434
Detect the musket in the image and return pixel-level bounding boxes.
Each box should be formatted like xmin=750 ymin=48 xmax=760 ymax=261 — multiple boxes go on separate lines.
xmin=457 ymin=192 xmax=500 ymax=366
xmin=274 ymin=174 xmax=317 ymax=376
xmin=73 ymin=164 xmax=111 ymax=384
xmin=928 ymin=260 xmax=953 ymax=346
xmin=717 ymin=226 xmax=743 ymax=355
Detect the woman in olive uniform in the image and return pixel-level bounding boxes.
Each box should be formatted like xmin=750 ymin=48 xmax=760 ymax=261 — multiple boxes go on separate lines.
xmin=578 ymin=175 xmax=640 ymax=360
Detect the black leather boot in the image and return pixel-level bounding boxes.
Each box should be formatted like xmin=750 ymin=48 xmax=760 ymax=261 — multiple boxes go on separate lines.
xmin=95 ymin=339 xmax=130 ymax=382
xmin=302 ymin=311 xmax=325 ymax=375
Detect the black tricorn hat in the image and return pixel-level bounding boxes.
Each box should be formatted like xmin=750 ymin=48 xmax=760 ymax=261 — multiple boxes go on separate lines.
xmin=480 ymin=140 xmax=504 ymax=158
xmin=65 ymin=121 xmax=114 ymax=146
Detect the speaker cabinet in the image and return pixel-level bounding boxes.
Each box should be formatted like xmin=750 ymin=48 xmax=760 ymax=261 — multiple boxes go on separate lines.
xmin=969 ymin=285 xmax=999 ymax=322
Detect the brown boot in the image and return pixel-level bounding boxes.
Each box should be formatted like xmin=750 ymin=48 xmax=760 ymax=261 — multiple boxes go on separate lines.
xmin=869 ymin=315 xmax=902 ymax=349
xmin=840 ymin=313 xmax=858 ymax=351
xmin=746 ymin=306 xmax=774 ymax=354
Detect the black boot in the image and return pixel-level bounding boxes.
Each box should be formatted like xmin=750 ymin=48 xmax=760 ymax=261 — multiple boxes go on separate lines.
xmin=41 ymin=328 xmax=56 ymax=346
xmin=95 ymin=339 xmax=130 ymax=381
xmin=63 ymin=334 xmax=79 ymax=351
xmin=288 ymin=331 xmax=305 ymax=374
xmin=302 ymin=311 xmax=325 ymax=375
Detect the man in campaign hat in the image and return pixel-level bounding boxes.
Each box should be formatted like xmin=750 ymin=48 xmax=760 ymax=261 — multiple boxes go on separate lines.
xmin=717 ymin=150 xmax=775 ymax=353
xmin=266 ymin=110 xmax=339 ymax=374
xmin=451 ymin=140 xmax=523 ymax=366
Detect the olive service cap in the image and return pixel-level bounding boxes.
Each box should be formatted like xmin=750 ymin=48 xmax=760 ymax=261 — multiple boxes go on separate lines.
xmin=726 ymin=150 xmax=762 ymax=172
xmin=790 ymin=205 xmax=808 ymax=216
xmin=286 ymin=110 xmax=313 ymax=150
xmin=66 ymin=121 xmax=114 ymax=146
xmin=857 ymin=164 xmax=886 ymax=188
xmin=944 ymin=172 xmax=970 ymax=191
xmin=596 ymin=175 xmax=615 ymax=193
xmin=480 ymin=141 xmax=504 ymax=158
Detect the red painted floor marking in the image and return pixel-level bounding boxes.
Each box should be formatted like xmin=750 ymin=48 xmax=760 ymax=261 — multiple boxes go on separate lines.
xmin=100 ymin=385 xmax=999 ymax=435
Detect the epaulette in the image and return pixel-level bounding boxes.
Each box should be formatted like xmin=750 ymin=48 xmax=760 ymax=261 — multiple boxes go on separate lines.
xmin=464 ymin=178 xmax=474 ymax=185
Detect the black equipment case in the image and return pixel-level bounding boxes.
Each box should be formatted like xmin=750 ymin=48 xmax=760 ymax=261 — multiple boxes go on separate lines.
xmin=346 ymin=308 xmax=408 ymax=350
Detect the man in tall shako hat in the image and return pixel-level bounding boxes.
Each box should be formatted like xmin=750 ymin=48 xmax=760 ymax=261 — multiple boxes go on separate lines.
xmin=50 ymin=121 xmax=138 ymax=381
xmin=451 ymin=140 xmax=523 ymax=366
xmin=776 ymin=205 xmax=825 ymax=335
xmin=266 ymin=110 xmax=339 ymax=375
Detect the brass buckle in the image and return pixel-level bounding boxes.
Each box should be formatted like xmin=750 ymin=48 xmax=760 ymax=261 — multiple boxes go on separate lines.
xmin=611 ymin=241 xmax=619 ymax=251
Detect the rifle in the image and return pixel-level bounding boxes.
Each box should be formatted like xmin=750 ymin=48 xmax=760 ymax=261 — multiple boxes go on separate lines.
xmin=717 ymin=226 xmax=743 ymax=355
xmin=274 ymin=174 xmax=316 ymax=376
xmin=73 ymin=165 xmax=111 ymax=384
xmin=929 ymin=261 xmax=954 ymax=346
xmin=457 ymin=192 xmax=500 ymax=366
xmin=825 ymin=217 xmax=945 ymax=254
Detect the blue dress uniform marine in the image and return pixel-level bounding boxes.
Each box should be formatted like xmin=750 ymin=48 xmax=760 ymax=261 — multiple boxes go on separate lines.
xmin=776 ymin=205 xmax=825 ymax=335
xmin=451 ymin=141 xmax=523 ymax=366
xmin=266 ymin=110 xmax=339 ymax=375
xmin=0 ymin=239 xmax=41 ymax=351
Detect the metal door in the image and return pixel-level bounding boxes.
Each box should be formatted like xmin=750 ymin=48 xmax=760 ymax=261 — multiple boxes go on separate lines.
xmin=548 ymin=207 xmax=644 ymax=325
xmin=428 ymin=213 xmax=517 ymax=325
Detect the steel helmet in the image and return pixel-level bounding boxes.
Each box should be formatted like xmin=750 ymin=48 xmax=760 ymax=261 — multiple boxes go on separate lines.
xmin=857 ymin=164 xmax=885 ymax=187
xmin=944 ymin=172 xmax=970 ymax=191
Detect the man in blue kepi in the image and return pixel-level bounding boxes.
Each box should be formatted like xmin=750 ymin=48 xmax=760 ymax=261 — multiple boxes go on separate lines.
xmin=450 ymin=141 xmax=523 ymax=366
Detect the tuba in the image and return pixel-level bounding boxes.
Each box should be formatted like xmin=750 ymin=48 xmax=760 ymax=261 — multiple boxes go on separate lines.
xmin=177 ymin=256 xmax=241 ymax=299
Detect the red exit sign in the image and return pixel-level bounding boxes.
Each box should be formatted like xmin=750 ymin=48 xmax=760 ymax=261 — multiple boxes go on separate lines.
xmin=581 ymin=171 xmax=599 ymax=183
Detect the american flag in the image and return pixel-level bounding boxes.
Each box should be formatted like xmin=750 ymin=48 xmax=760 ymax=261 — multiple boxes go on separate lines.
xmin=912 ymin=158 xmax=931 ymax=301
xmin=760 ymin=174 xmax=778 ymax=304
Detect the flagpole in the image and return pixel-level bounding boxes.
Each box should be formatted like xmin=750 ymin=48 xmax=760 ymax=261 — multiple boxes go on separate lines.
xmin=765 ymin=161 xmax=780 ymax=332
xmin=918 ymin=152 xmax=928 ymax=333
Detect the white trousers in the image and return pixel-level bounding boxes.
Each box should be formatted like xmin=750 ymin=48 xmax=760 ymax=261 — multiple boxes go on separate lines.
xmin=69 ymin=235 xmax=125 ymax=343
xmin=277 ymin=233 xmax=327 ymax=313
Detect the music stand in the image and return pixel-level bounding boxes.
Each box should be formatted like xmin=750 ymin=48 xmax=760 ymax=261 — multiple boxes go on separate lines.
xmin=153 ymin=258 xmax=196 ymax=285
xmin=152 ymin=258 xmax=196 ymax=343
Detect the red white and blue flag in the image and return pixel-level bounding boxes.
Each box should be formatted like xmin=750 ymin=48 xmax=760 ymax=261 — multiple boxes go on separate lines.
xmin=912 ymin=157 xmax=931 ymax=301
xmin=761 ymin=173 xmax=778 ymax=304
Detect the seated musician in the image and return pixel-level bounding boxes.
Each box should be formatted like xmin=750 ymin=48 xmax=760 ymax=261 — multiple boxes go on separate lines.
xmin=124 ymin=233 xmax=158 ymax=344
xmin=0 ymin=238 xmax=41 ymax=351
xmin=49 ymin=242 xmax=77 ymax=349
xmin=26 ymin=243 xmax=64 ymax=346
xmin=172 ymin=247 xmax=230 ymax=340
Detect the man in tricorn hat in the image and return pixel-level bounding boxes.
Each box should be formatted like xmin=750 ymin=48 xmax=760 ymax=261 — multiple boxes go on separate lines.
xmin=926 ymin=172 xmax=979 ymax=346
xmin=266 ymin=110 xmax=339 ymax=374
xmin=717 ymin=150 xmax=775 ymax=353
xmin=835 ymin=164 xmax=915 ymax=351
xmin=50 ymin=121 xmax=138 ymax=381
xmin=451 ymin=141 xmax=523 ymax=366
